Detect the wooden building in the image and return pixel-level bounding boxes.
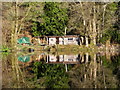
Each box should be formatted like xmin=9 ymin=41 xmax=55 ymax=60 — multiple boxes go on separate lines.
xmin=33 ymin=36 xmax=47 ymax=45
xmin=33 ymin=35 xmax=90 ymax=46
xmin=46 ymin=35 xmax=80 ymax=45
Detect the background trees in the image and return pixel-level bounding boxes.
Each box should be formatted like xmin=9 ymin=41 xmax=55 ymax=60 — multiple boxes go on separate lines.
xmin=32 ymin=2 xmax=68 ymax=36
xmin=2 ymin=2 xmax=32 ymax=48
xmin=99 ymin=2 xmax=120 ymax=44
xmin=68 ymin=2 xmax=119 ymax=45
xmin=2 ymin=2 xmax=44 ymax=48
xmin=2 ymin=2 xmax=120 ymax=47
xmin=31 ymin=62 xmax=71 ymax=88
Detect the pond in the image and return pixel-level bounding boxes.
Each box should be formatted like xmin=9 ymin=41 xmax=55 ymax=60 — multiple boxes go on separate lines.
xmin=2 ymin=50 xmax=120 ymax=88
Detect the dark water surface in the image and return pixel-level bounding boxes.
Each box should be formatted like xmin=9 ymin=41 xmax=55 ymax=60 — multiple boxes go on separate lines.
xmin=2 ymin=51 xmax=120 ymax=88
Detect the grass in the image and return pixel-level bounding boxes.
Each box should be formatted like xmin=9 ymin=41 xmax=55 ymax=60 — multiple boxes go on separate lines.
xmin=54 ymin=45 xmax=101 ymax=53
xmin=41 ymin=44 xmax=107 ymax=56
xmin=13 ymin=43 xmax=119 ymax=56
xmin=15 ymin=44 xmax=107 ymax=56
xmin=16 ymin=44 xmax=45 ymax=51
xmin=0 ymin=45 xmax=11 ymax=55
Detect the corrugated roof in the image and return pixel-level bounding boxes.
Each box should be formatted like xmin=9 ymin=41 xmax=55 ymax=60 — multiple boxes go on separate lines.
xmin=34 ymin=35 xmax=80 ymax=39
xmin=47 ymin=35 xmax=79 ymax=38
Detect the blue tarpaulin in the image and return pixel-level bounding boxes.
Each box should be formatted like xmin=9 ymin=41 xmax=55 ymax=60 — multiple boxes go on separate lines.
xmin=18 ymin=55 xmax=30 ymax=62
xmin=17 ymin=37 xmax=31 ymax=45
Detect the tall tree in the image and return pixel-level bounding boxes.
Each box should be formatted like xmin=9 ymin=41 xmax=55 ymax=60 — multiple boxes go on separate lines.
xmin=68 ymin=2 xmax=118 ymax=46
xmin=2 ymin=2 xmax=32 ymax=48
xmin=32 ymin=2 xmax=68 ymax=36
xmin=99 ymin=2 xmax=119 ymax=44
xmin=2 ymin=2 xmax=44 ymax=48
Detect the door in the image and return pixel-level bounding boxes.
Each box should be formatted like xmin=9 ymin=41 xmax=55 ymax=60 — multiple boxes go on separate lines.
xmin=56 ymin=37 xmax=59 ymax=44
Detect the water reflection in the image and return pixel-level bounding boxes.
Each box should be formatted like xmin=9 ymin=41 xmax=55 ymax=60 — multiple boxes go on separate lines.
xmin=17 ymin=51 xmax=119 ymax=65
xmin=18 ymin=53 xmax=90 ymax=64
xmin=2 ymin=51 xmax=120 ymax=88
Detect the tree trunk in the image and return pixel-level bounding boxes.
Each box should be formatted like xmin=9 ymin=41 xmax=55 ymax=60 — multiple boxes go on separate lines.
xmin=93 ymin=37 xmax=96 ymax=45
xmin=79 ymin=37 xmax=82 ymax=45
xmin=81 ymin=54 xmax=84 ymax=63
xmin=85 ymin=36 xmax=89 ymax=47
xmin=102 ymin=4 xmax=107 ymax=31
xmin=81 ymin=37 xmax=84 ymax=45
xmin=85 ymin=53 xmax=89 ymax=63
xmin=93 ymin=54 xmax=97 ymax=81
xmin=11 ymin=1 xmax=19 ymax=49
xmin=11 ymin=2 xmax=31 ymax=49
xmin=92 ymin=4 xmax=97 ymax=45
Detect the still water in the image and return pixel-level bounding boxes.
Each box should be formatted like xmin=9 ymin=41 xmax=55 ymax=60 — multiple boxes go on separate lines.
xmin=2 ymin=51 xmax=120 ymax=88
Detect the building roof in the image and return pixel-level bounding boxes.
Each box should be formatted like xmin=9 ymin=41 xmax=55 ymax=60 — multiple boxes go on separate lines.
xmin=47 ymin=35 xmax=79 ymax=38
xmin=47 ymin=61 xmax=80 ymax=64
xmin=34 ymin=35 xmax=79 ymax=38
xmin=17 ymin=37 xmax=31 ymax=44
xmin=18 ymin=55 xmax=30 ymax=63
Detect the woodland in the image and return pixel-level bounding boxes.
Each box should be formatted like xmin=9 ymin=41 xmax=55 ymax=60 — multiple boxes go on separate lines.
xmin=1 ymin=2 xmax=120 ymax=88
xmin=2 ymin=2 xmax=120 ymax=48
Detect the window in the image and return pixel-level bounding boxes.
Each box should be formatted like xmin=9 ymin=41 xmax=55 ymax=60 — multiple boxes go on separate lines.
xmin=51 ymin=39 xmax=53 ymax=41
xmin=76 ymin=38 xmax=79 ymax=41
xmin=68 ymin=59 xmax=73 ymax=61
xmin=68 ymin=38 xmax=73 ymax=40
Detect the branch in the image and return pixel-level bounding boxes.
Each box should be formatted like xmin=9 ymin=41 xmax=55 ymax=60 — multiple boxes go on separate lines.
xmin=18 ymin=5 xmax=32 ymax=34
xmin=20 ymin=5 xmax=32 ymax=23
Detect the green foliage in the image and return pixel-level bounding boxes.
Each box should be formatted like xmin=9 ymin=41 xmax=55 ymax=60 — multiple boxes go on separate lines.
xmin=110 ymin=30 xmax=120 ymax=43
xmin=20 ymin=2 xmax=30 ymax=7
xmin=99 ymin=29 xmax=120 ymax=44
xmin=32 ymin=62 xmax=71 ymax=88
xmin=107 ymin=2 xmax=118 ymax=11
xmin=99 ymin=30 xmax=111 ymax=44
xmin=0 ymin=45 xmax=11 ymax=55
xmin=0 ymin=46 xmax=11 ymax=57
xmin=32 ymin=2 xmax=68 ymax=36
xmin=1 ymin=45 xmax=10 ymax=51
xmin=101 ymin=56 xmax=111 ymax=67
xmin=99 ymin=2 xmax=119 ymax=44
xmin=102 ymin=55 xmax=120 ymax=87
xmin=100 ymin=55 xmax=120 ymax=88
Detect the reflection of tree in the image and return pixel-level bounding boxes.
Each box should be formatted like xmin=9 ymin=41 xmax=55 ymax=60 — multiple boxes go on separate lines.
xmin=102 ymin=55 xmax=120 ymax=87
xmin=68 ymin=54 xmax=118 ymax=88
xmin=3 ymin=52 xmax=120 ymax=88
xmin=29 ymin=62 xmax=73 ymax=88
xmin=2 ymin=53 xmax=27 ymax=88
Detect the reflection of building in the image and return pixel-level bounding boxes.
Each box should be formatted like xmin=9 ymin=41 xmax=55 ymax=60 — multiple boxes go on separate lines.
xmin=18 ymin=53 xmax=92 ymax=65
xmin=46 ymin=54 xmax=80 ymax=64
xmin=18 ymin=53 xmax=45 ymax=65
